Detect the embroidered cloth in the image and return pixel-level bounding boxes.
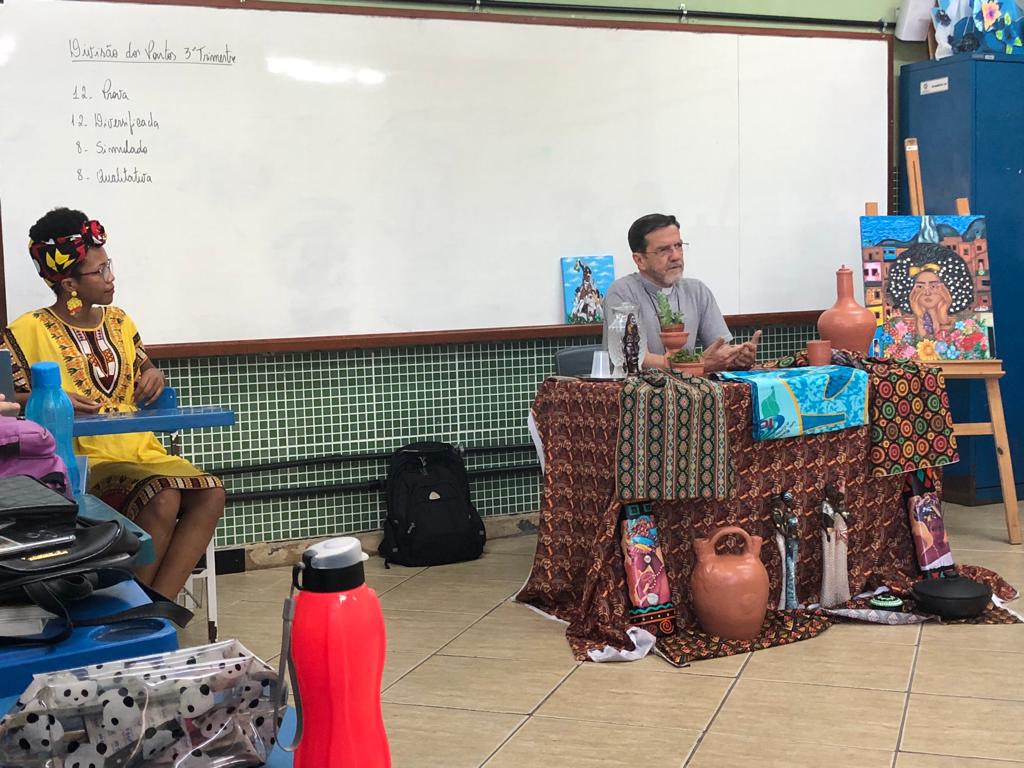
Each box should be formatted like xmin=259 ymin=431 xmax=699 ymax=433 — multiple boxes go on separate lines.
xmin=616 ymin=369 xmax=731 ymax=502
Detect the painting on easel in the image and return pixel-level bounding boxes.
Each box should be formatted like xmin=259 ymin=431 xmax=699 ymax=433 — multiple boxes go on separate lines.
xmin=561 ymin=255 xmax=614 ymax=324
xmin=860 ymin=215 xmax=994 ymax=361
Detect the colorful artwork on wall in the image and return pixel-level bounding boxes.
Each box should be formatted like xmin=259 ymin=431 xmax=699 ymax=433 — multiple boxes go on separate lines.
xmin=860 ymin=214 xmax=995 ymax=361
xmin=561 ymin=255 xmax=614 ymax=324
xmin=933 ymin=0 xmax=1024 ymax=58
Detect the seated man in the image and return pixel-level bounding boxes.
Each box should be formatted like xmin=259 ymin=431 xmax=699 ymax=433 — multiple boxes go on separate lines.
xmin=602 ymin=213 xmax=760 ymax=372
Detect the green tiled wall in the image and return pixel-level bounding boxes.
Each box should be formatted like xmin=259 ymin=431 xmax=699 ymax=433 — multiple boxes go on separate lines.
xmin=157 ymin=323 xmax=815 ymax=548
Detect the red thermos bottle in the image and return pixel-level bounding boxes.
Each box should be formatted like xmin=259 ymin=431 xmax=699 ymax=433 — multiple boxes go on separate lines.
xmin=290 ymin=537 xmax=391 ymax=768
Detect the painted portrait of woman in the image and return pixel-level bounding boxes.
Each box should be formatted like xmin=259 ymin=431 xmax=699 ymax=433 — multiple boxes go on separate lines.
xmin=863 ymin=215 xmax=993 ymax=362
xmin=888 ymin=243 xmax=974 ymax=337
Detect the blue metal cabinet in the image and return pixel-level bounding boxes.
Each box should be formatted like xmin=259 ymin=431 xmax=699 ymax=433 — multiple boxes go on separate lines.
xmin=900 ymin=53 xmax=1024 ymax=503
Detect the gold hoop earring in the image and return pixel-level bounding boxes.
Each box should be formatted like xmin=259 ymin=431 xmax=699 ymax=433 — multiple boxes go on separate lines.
xmin=66 ymin=290 xmax=83 ymax=316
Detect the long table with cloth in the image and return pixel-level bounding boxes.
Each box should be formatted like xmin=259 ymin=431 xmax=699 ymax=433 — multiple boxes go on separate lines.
xmin=517 ymin=356 xmax=1019 ymax=665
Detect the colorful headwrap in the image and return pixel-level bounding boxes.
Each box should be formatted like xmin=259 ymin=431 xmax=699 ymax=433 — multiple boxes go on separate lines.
xmin=909 ymin=263 xmax=941 ymax=278
xmin=28 ymin=219 xmax=107 ymax=287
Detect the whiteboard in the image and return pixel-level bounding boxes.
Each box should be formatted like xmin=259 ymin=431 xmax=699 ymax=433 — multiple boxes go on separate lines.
xmin=0 ymin=1 xmax=889 ymax=344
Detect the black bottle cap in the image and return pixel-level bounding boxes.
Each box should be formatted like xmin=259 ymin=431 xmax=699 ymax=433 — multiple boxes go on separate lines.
xmin=295 ymin=537 xmax=367 ymax=593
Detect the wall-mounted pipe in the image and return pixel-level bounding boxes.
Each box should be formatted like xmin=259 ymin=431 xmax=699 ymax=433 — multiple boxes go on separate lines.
xmin=225 ymin=463 xmax=541 ymax=504
xmin=211 ymin=443 xmax=536 ymax=478
xmin=363 ymin=0 xmax=893 ymax=31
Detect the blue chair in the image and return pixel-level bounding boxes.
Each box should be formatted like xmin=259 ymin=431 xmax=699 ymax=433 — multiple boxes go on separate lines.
xmin=555 ymin=344 xmax=602 ymax=376
xmin=0 ymin=581 xmax=178 ymax=699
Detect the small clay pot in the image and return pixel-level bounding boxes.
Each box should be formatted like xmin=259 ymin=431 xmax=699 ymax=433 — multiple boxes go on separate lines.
xmin=660 ymin=328 xmax=689 ymax=357
xmin=670 ymin=361 xmax=705 ymax=377
xmin=806 ymin=339 xmax=833 ymax=366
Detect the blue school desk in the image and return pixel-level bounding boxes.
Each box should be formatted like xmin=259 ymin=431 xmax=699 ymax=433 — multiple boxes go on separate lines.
xmin=0 ymin=580 xmax=178 ymax=699
xmin=73 ymin=404 xmax=236 ymax=437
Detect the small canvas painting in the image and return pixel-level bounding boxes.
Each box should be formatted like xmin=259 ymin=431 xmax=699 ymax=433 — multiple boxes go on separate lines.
xmin=562 ymin=255 xmax=614 ymax=324
xmin=860 ymin=214 xmax=994 ymax=361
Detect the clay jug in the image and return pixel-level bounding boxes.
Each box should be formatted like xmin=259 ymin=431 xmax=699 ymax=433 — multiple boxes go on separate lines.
xmin=690 ymin=526 xmax=769 ymax=640
xmin=817 ymin=265 xmax=876 ymax=354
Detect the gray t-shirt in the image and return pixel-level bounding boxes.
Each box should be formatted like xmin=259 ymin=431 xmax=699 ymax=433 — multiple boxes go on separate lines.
xmin=601 ymin=273 xmax=733 ymax=354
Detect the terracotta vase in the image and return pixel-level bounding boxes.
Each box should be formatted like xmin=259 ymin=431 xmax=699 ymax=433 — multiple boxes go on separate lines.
xmin=690 ymin=526 xmax=769 ymax=640
xmin=817 ymin=265 xmax=876 ymax=354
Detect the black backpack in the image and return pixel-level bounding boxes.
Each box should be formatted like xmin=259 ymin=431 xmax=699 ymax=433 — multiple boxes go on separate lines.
xmin=378 ymin=442 xmax=486 ymax=567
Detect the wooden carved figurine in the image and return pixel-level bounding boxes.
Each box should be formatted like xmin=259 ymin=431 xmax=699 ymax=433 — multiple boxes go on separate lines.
xmin=623 ymin=313 xmax=641 ymax=375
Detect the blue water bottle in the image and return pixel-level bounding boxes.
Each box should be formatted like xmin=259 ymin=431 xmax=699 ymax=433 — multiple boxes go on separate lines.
xmin=25 ymin=362 xmax=81 ymax=496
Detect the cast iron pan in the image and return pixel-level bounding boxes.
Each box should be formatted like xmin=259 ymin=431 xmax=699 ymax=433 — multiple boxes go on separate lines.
xmin=911 ymin=575 xmax=992 ymax=619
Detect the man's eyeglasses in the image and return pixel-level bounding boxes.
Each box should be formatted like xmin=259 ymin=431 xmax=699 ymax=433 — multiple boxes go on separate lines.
xmin=78 ymin=259 xmax=114 ymax=280
xmin=645 ymin=242 xmax=688 ymax=259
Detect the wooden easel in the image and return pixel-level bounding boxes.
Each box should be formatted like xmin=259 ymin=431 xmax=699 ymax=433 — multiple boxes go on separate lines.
xmin=865 ymin=137 xmax=1020 ymax=544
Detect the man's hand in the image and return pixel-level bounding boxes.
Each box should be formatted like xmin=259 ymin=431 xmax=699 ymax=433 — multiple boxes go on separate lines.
xmin=702 ymin=338 xmax=743 ymax=373
xmin=68 ymin=392 xmax=101 ymax=414
xmin=134 ymin=367 xmax=166 ymax=406
xmin=732 ymin=330 xmax=762 ymax=370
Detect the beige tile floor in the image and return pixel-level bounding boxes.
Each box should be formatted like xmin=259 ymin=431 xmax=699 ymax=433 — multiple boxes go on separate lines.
xmin=180 ymin=501 xmax=1024 ymax=767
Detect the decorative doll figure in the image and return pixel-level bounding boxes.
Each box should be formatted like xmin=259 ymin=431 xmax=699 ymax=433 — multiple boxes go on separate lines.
xmin=824 ymin=480 xmax=847 ymax=518
xmin=820 ymin=480 xmax=851 ymax=607
xmin=770 ymin=491 xmax=800 ymax=609
xmin=623 ymin=312 xmax=641 ymax=375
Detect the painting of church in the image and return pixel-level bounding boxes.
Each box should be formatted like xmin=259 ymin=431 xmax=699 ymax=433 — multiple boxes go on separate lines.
xmin=561 ymin=255 xmax=614 ymax=324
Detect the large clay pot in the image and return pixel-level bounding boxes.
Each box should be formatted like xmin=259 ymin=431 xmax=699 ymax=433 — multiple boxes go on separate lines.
xmin=690 ymin=526 xmax=769 ymax=640
xmin=817 ymin=265 xmax=876 ymax=354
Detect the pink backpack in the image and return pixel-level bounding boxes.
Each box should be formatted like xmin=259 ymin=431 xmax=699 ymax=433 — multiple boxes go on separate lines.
xmin=0 ymin=417 xmax=71 ymax=497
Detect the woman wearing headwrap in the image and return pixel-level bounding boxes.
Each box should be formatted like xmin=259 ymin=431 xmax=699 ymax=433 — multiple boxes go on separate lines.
xmin=1 ymin=207 xmax=224 ymax=598
xmin=887 ymin=242 xmax=974 ymax=338
xmin=873 ymin=231 xmax=988 ymax=361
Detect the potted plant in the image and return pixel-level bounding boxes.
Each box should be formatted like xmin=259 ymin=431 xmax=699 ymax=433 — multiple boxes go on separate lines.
xmin=656 ymin=293 xmax=688 ymax=356
xmin=669 ymin=348 xmax=705 ymax=377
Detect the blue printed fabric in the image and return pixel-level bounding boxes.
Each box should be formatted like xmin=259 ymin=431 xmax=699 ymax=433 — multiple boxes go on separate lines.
xmin=717 ymin=366 xmax=869 ymax=441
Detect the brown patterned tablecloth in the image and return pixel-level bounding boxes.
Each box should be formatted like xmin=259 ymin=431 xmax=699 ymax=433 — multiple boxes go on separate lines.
xmin=516 ymin=376 xmax=1017 ymax=661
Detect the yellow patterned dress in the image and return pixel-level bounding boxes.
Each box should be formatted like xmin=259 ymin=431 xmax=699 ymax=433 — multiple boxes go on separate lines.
xmin=2 ymin=307 xmax=222 ymax=519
